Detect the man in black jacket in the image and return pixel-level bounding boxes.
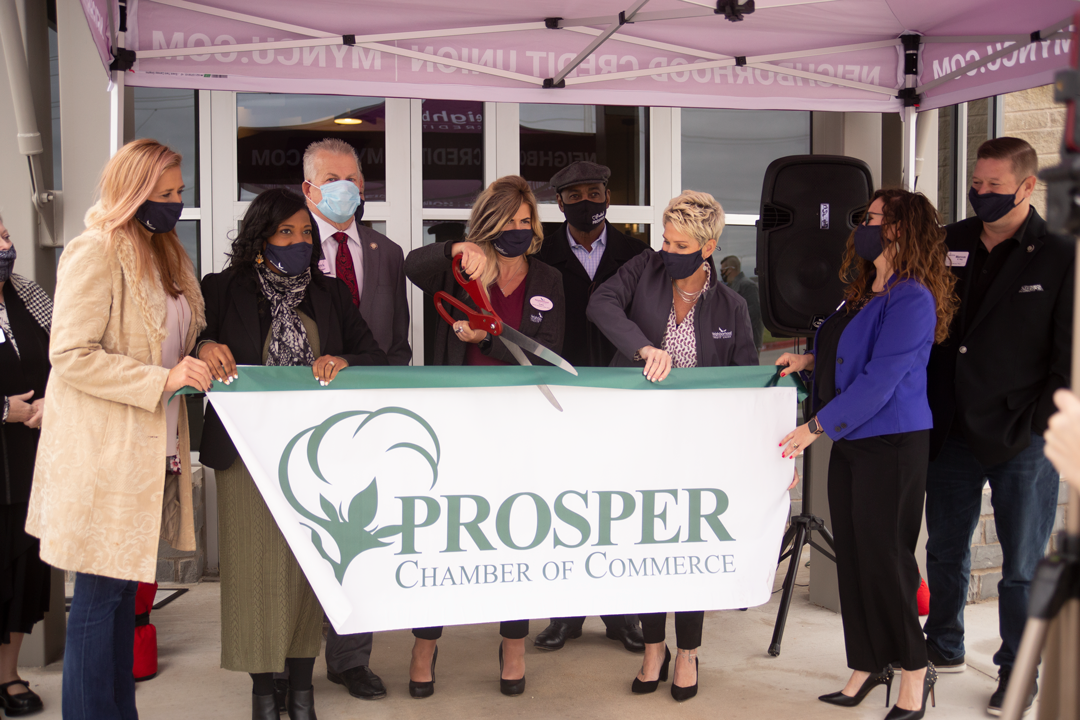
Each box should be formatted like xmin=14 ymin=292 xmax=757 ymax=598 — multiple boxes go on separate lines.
xmin=533 ymin=160 xmax=648 ymax=654
xmin=719 ymin=255 xmax=763 ymax=351
xmin=923 ymin=137 xmax=1073 ymax=716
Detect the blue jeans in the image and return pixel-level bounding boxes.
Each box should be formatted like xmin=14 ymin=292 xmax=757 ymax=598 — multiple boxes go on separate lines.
xmin=924 ymin=433 xmax=1059 ymax=670
xmin=63 ymin=572 xmax=139 ymax=720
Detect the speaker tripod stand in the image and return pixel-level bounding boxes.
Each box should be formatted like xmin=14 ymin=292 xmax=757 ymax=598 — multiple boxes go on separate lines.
xmin=769 ymin=440 xmax=836 ymax=656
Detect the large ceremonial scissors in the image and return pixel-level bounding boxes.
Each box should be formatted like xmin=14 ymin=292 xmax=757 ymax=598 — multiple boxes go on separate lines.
xmin=434 ymin=258 xmax=577 ymax=411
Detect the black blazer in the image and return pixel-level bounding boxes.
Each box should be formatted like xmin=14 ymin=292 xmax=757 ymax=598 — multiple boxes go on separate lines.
xmin=926 ymin=208 xmax=1074 ymax=465
xmin=197 ymin=268 xmax=388 ymax=470
xmin=587 ymin=252 xmax=759 ymax=369
xmin=537 ymin=222 xmax=650 ymax=368
xmin=404 ymin=241 xmax=565 ymax=366
xmin=0 ymin=281 xmax=50 ymax=504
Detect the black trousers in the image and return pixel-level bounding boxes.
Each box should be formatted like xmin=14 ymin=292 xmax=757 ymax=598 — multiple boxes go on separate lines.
xmin=413 ymin=620 xmax=528 ymax=641
xmin=828 ymin=430 xmax=929 ymax=672
xmin=638 ymin=612 xmax=703 ymax=650
xmin=551 ymin=614 xmax=637 ymax=632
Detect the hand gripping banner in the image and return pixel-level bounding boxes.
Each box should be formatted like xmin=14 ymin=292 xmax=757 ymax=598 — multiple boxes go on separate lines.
xmin=190 ymin=365 xmax=804 ymax=634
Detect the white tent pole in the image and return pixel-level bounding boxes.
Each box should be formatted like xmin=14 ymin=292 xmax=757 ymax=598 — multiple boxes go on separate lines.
xmin=109 ymin=2 xmax=125 ymax=156
xmin=900 ymin=34 xmax=919 ymax=191
xmin=148 ymin=0 xmax=336 ymax=37
xmin=915 ymin=17 xmax=1071 ymax=95
xmin=551 ymin=0 xmax=652 ymax=86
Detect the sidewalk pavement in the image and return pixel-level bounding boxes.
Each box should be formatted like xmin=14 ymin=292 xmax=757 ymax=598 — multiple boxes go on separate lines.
xmin=22 ymin=550 xmax=1012 ymax=719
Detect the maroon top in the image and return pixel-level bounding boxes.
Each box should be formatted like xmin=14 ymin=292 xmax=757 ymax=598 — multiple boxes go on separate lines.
xmin=465 ymin=276 xmax=528 ymax=366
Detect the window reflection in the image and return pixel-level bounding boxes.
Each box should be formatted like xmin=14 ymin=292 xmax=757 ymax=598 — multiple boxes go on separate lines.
xmin=133 ymin=88 xmax=200 ymax=205
xmin=236 ymin=94 xmax=387 ymax=202
xmin=421 ymin=101 xmax=484 ymax=209
xmin=176 ymin=220 xmax=199 ymax=277
xmin=682 ymin=109 xmax=810 ymax=215
xmin=520 ymin=105 xmax=649 ymax=205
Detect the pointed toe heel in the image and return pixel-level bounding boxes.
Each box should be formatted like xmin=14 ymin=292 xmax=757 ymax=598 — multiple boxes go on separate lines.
xmin=819 ymin=666 xmax=895 ymax=708
xmin=409 ymin=646 xmax=438 ymax=699
xmin=498 ymin=644 xmax=526 ymax=696
xmin=883 ymin=663 xmax=937 ymax=720
xmin=631 ymin=646 xmax=670 ymax=694
xmin=670 ymin=652 xmax=698 ymax=702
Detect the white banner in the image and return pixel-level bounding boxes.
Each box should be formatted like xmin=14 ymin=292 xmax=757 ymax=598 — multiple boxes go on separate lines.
xmin=208 ymin=371 xmax=796 ymax=634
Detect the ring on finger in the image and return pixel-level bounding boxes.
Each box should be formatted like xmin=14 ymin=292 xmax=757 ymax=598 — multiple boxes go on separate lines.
xmin=792 ymin=442 xmax=800 ymax=449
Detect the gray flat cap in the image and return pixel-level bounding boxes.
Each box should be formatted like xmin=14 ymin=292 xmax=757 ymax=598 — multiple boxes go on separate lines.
xmin=550 ymin=161 xmax=611 ymax=193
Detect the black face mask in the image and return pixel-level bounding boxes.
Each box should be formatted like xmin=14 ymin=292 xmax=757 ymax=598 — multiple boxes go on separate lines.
xmin=0 ymin=246 xmax=15 ymax=284
xmin=493 ymin=228 xmax=534 ymax=257
xmin=563 ymin=199 xmax=607 ymax=232
xmin=968 ymin=184 xmax=1023 ymax=224
xmin=134 ymin=200 xmax=184 ymax=234
xmin=853 ymin=223 xmax=884 ymax=262
xmin=264 ymin=242 xmax=313 ymax=276
xmin=659 ymin=249 xmax=704 ymax=280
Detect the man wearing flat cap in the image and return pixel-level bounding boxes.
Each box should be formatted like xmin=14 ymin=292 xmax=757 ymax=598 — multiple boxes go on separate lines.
xmin=535 ymin=160 xmax=649 ymax=655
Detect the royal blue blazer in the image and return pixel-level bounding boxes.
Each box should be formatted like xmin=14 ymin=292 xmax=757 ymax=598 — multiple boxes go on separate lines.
xmin=811 ymin=277 xmax=937 ymax=442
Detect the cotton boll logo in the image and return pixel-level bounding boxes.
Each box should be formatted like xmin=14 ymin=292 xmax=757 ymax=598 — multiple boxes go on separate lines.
xmin=278 ymin=407 xmax=441 ymax=583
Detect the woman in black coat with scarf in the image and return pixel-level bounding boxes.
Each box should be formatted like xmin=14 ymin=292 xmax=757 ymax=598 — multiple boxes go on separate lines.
xmin=0 ymin=214 xmax=53 ymax=716
xmin=196 ymin=189 xmax=387 ymax=720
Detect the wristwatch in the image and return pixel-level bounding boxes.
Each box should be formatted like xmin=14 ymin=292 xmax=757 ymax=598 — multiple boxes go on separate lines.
xmin=808 ymin=416 xmax=825 ymax=435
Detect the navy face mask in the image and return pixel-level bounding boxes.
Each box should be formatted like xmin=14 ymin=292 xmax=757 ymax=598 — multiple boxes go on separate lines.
xmin=853 ymin=223 xmax=884 ymax=262
xmin=659 ymin=249 xmax=704 ymax=280
xmin=563 ymin=199 xmax=607 ymax=233
xmin=264 ymin=242 xmax=313 ymax=276
xmin=134 ymin=200 xmax=184 ymax=234
xmin=493 ymin=228 xmax=534 ymax=257
xmin=968 ymin=184 xmax=1023 ymax=224
xmin=0 ymin=246 xmax=15 ymax=284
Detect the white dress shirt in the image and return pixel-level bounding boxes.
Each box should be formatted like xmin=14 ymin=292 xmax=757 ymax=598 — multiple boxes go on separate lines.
xmin=314 ymin=215 xmax=364 ymax=299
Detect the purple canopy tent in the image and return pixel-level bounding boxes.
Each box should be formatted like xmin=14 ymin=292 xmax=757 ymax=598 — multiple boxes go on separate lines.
xmin=76 ymin=0 xmax=1076 ymax=188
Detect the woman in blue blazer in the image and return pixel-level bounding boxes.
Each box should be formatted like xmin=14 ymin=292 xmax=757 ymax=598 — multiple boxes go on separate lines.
xmin=776 ymin=189 xmax=958 ymax=720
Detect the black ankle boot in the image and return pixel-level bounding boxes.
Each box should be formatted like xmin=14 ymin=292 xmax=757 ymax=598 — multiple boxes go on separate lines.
xmin=287 ymin=687 xmax=316 ymax=720
xmin=252 ymin=693 xmax=277 ymax=720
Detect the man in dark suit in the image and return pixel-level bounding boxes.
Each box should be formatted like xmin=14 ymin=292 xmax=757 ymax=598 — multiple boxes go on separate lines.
xmin=534 ymin=160 xmax=648 ymax=654
xmin=290 ymin=138 xmax=412 ymax=701
xmin=923 ymin=137 xmax=1073 ymax=717
xmin=719 ymin=255 xmax=763 ymax=351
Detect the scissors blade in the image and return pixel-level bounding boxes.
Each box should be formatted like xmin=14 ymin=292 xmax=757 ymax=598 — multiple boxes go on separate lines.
xmin=498 ymin=326 xmax=579 ymax=376
xmin=502 ymin=340 xmax=564 ymax=412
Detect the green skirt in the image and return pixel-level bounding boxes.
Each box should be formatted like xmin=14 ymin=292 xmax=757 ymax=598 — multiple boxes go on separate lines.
xmin=217 ymin=457 xmax=323 ymax=672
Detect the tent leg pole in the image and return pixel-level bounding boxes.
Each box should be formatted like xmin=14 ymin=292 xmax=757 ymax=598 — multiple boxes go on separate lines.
xmin=902 ymin=106 xmax=916 ymax=192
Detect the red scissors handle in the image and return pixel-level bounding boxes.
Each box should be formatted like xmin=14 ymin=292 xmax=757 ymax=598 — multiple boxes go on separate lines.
xmin=433 ymin=257 xmax=503 ymax=336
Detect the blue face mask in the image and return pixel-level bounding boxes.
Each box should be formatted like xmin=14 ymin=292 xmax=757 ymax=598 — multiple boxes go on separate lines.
xmin=134 ymin=200 xmax=184 ymax=234
xmin=853 ymin=223 xmax=884 ymax=262
xmin=308 ymin=180 xmax=363 ymax=224
xmin=263 ymin=242 xmax=313 ymax=276
xmin=493 ymin=228 xmax=535 ymax=257
xmin=659 ymin=249 xmax=704 ymax=280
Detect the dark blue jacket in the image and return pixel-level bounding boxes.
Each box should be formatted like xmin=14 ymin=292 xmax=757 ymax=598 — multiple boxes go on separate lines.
xmin=812 ymin=277 xmax=937 ymax=442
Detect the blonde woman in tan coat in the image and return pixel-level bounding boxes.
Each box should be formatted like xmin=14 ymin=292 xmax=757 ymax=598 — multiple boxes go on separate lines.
xmin=25 ymin=139 xmax=213 ymax=720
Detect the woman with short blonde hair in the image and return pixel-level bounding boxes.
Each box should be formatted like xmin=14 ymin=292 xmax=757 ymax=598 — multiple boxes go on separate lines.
xmin=26 ymin=138 xmax=213 ymax=720
xmin=587 ymin=189 xmax=758 ymax=702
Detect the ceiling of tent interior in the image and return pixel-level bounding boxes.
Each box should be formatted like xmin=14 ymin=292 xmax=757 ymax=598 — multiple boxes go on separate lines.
xmin=81 ymin=0 xmax=1075 ymax=113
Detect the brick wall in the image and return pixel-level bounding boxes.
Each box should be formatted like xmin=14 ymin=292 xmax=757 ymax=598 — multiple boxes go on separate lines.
xmin=1003 ymin=84 xmax=1067 ymax=218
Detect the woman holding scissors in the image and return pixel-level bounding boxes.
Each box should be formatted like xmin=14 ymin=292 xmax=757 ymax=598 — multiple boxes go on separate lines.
xmin=776 ymin=189 xmax=957 ymax=720
xmin=403 ymin=175 xmax=565 ymax=697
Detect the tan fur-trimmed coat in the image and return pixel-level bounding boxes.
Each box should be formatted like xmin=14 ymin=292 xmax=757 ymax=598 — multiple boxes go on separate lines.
xmin=26 ymin=205 xmax=206 ymax=583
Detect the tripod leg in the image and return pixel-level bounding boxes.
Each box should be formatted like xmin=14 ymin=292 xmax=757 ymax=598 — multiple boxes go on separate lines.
xmin=999 ymin=617 xmax=1048 ymax=720
xmin=816 ymin=523 xmax=836 ymax=553
xmin=769 ymin=522 xmax=808 ymax=657
xmin=776 ymin=522 xmax=799 ymax=563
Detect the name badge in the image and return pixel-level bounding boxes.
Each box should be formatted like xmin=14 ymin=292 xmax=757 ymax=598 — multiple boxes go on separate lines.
xmin=947 ymin=251 xmax=969 ymax=267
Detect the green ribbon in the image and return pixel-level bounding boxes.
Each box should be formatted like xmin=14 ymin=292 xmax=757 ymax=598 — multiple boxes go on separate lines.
xmin=176 ymin=365 xmax=807 ymax=399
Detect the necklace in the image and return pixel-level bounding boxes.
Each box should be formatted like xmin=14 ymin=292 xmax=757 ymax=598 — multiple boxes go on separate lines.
xmin=673 ymin=281 xmax=705 ymax=304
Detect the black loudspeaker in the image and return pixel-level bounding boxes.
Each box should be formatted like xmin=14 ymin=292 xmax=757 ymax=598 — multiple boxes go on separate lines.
xmin=756 ymin=155 xmax=874 ymax=337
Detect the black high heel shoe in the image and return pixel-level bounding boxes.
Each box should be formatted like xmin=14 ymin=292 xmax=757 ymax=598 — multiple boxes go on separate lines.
xmin=819 ymin=666 xmax=895 ymax=707
xmin=409 ymin=646 xmax=438 ymax=699
xmin=883 ymin=664 xmax=937 ymax=720
xmin=631 ymin=645 xmax=671 ymax=694
xmin=670 ymin=652 xmax=698 ymax=702
xmin=498 ymin=643 xmax=526 ymax=696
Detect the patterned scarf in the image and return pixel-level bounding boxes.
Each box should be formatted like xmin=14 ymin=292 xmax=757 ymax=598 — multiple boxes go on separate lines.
xmin=9 ymin=274 xmax=52 ymax=333
xmin=255 ymin=264 xmax=315 ymax=367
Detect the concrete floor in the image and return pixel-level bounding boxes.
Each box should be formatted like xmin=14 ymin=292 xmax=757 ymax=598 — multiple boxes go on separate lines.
xmin=20 ymin=549 xmax=1016 ymax=719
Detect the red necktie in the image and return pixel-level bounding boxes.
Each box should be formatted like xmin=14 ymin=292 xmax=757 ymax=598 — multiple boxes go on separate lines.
xmin=333 ymin=232 xmax=360 ymax=308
